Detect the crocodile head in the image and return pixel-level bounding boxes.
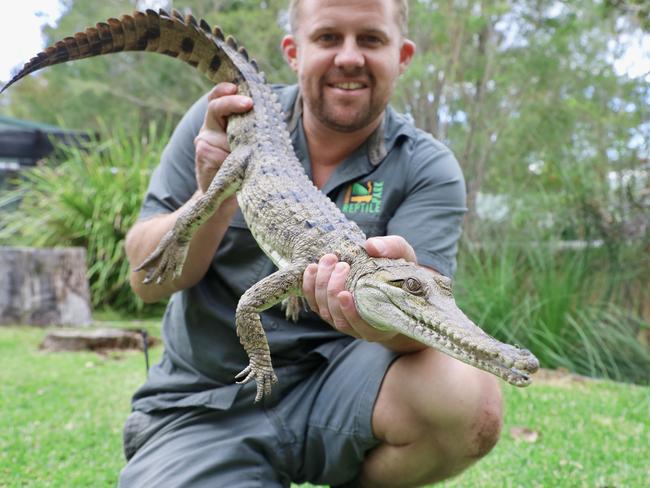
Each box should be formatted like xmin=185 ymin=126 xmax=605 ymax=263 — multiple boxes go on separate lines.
xmin=350 ymin=257 xmax=539 ymax=386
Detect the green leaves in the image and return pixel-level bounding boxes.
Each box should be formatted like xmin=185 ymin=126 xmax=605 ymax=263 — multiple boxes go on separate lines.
xmin=0 ymin=120 xmax=171 ymax=313
xmin=455 ymin=239 xmax=650 ymax=384
xmin=2 ymin=0 xmax=292 ymax=132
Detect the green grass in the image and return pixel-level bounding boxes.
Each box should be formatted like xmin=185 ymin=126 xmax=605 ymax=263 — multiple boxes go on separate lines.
xmin=0 ymin=321 xmax=161 ymax=487
xmin=1 ymin=323 xmax=648 ymax=487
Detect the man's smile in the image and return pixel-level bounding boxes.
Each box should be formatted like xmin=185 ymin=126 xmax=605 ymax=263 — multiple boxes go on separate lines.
xmin=330 ymin=81 xmax=367 ymax=90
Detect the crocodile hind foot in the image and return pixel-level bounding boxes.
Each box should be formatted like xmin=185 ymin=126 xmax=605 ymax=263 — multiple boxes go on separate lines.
xmin=235 ymin=360 xmax=278 ymax=402
xmin=134 ymin=227 xmax=190 ymax=284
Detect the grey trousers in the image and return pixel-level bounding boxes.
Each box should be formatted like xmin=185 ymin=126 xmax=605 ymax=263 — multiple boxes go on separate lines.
xmin=119 ymin=340 xmax=398 ymax=487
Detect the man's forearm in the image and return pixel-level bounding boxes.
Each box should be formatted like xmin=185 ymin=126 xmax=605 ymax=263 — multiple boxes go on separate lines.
xmin=126 ymin=193 xmax=238 ymax=303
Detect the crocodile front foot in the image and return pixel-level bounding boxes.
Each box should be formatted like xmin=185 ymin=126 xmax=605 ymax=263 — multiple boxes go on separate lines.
xmin=135 ymin=225 xmax=190 ymax=284
xmin=235 ymin=360 xmax=278 ymax=402
xmin=281 ymin=296 xmax=308 ymax=322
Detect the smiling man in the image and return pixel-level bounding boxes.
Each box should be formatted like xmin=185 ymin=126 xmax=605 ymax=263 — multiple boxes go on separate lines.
xmin=121 ymin=0 xmax=503 ymax=486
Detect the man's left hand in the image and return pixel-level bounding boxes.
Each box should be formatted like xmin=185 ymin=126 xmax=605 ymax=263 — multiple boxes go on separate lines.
xmin=301 ymin=235 xmax=417 ymax=342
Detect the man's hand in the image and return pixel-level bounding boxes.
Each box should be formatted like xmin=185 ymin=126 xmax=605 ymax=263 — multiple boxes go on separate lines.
xmin=194 ymin=82 xmax=253 ymax=193
xmin=302 ymin=235 xmax=425 ymax=351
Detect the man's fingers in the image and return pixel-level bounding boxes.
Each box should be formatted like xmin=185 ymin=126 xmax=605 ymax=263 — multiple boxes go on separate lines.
xmin=194 ymin=127 xmax=226 ymax=148
xmin=194 ymin=84 xmax=252 ymax=192
xmin=336 ymin=291 xmax=362 ymax=338
xmin=302 ymin=263 xmax=318 ymax=313
xmin=365 ymin=235 xmax=417 ymax=263
xmin=204 ymin=93 xmax=253 ymax=132
xmin=314 ymin=254 xmax=338 ymax=322
xmin=328 ymin=262 xmax=354 ymax=333
xmin=194 ymin=136 xmax=230 ymax=165
xmin=339 ymin=291 xmax=398 ymax=342
xmin=207 ymin=82 xmax=238 ymax=101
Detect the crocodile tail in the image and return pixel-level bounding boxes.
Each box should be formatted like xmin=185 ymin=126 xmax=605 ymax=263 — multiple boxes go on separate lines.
xmin=1 ymin=8 xmax=265 ymax=94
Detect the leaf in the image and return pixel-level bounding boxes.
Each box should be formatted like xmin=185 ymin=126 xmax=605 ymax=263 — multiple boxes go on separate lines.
xmin=509 ymin=426 xmax=540 ymax=443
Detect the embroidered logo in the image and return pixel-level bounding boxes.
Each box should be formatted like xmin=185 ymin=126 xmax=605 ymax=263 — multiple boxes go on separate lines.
xmin=342 ymin=181 xmax=384 ymax=214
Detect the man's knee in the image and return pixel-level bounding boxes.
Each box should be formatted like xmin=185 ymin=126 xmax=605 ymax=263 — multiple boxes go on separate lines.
xmin=411 ymin=349 xmax=504 ymax=461
xmin=431 ymin=368 xmax=503 ymax=463
xmin=468 ymin=383 xmax=503 ymax=459
xmin=363 ymin=350 xmax=504 ymax=485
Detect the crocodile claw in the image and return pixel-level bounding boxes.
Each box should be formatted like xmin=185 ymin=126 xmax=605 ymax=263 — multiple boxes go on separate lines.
xmin=134 ymin=228 xmax=189 ymax=284
xmin=235 ymin=363 xmax=278 ymax=402
xmin=281 ymin=296 xmax=307 ymax=322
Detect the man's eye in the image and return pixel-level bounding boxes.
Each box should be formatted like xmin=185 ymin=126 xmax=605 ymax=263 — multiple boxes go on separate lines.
xmin=318 ymin=33 xmax=338 ymax=43
xmin=360 ymin=35 xmax=382 ymax=46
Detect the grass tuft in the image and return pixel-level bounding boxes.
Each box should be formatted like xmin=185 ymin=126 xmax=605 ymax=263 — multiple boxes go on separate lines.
xmin=454 ymin=240 xmax=650 ymax=384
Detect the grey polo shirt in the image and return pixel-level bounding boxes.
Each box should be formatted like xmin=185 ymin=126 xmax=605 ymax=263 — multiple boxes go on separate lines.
xmin=131 ymin=84 xmax=467 ymax=413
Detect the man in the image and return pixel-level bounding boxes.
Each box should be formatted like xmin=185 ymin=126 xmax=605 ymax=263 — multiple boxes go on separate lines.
xmin=121 ymin=0 xmax=503 ymax=486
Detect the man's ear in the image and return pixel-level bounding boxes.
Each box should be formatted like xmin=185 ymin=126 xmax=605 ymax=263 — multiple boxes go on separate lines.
xmin=281 ymin=35 xmax=299 ymax=72
xmin=398 ymin=39 xmax=416 ymax=74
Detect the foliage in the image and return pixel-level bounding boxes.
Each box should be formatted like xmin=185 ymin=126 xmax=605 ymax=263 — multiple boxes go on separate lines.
xmin=2 ymin=0 xmax=293 ymax=132
xmin=603 ymin=0 xmax=650 ymax=31
xmin=390 ymin=0 xmax=650 ymax=384
xmin=2 ymin=325 xmax=649 ymax=487
xmin=0 ymin=121 xmax=170 ymax=314
xmin=395 ymin=0 xmax=649 ymax=239
xmin=454 ymin=238 xmax=650 ymax=385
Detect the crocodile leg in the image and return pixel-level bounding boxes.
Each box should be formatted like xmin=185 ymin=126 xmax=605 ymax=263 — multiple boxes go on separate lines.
xmin=235 ymin=262 xmax=306 ymax=402
xmin=136 ymin=145 xmax=252 ymax=284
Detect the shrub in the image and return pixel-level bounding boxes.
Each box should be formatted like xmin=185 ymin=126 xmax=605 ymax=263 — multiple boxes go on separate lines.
xmin=0 ymin=121 xmax=171 ymax=314
xmin=455 ymin=238 xmax=650 ymax=384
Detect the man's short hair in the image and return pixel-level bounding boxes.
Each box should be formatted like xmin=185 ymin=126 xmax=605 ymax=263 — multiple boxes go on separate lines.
xmin=288 ymin=0 xmax=409 ymax=37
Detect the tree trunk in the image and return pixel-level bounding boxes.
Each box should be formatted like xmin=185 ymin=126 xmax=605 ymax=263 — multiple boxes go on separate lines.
xmin=0 ymin=246 xmax=92 ymax=326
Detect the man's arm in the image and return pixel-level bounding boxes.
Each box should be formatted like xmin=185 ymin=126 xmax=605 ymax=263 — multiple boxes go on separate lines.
xmin=125 ymin=193 xmax=238 ymax=302
xmin=126 ymin=83 xmax=253 ymax=303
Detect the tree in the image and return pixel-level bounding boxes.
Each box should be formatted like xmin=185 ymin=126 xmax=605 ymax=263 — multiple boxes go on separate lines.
xmin=2 ymin=0 xmax=293 ymax=132
xmin=393 ymin=0 xmax=648 ymax=244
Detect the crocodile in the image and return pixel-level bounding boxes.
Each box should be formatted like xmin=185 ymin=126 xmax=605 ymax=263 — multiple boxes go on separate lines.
xmin=2 ymin=8 xmax=539 ymax=402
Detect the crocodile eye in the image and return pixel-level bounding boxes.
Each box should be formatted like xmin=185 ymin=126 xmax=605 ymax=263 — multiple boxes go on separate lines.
xmin=404 ymin=278 xmax=424 ymax=295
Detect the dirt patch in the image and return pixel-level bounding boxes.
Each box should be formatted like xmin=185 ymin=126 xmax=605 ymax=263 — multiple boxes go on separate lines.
xmin=532 ymin=368 xmax=596 ymax=386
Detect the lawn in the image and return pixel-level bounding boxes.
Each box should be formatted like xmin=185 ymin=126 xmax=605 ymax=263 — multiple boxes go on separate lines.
xmin=1 ymin=321 xmax=648 ymax=487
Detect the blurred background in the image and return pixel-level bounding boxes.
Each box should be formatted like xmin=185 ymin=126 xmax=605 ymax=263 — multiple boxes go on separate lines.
xmin=0 ymin=0 xmax=648 ymax=384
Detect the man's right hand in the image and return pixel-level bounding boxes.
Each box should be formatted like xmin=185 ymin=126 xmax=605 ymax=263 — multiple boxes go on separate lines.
xmin=194 ymin=82 xmax=253 ymax=193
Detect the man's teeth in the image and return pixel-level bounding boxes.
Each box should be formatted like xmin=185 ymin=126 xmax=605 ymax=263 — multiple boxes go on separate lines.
xmin=334 ymin=82 xmax=365 ymax=90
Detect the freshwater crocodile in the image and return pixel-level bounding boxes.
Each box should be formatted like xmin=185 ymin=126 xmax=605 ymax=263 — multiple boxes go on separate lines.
xmin=2 ymin=9 xmax=539 ymax=402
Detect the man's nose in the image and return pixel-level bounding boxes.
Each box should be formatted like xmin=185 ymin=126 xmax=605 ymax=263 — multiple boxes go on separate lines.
xmin=334 ymin=38 xmax=365 ymax=70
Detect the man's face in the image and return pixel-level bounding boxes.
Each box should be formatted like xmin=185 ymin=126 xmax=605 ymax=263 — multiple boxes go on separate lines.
xmin=282 ymin=0 xmax=415 ymax=133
